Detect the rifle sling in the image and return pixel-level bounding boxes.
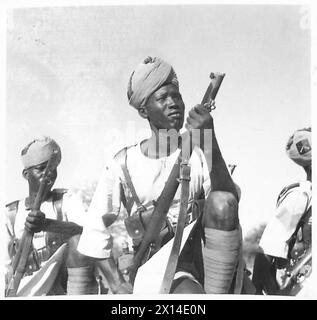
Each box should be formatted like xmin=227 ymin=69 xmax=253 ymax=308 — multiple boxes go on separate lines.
xmin=159 ymin=161 xmax=191 ymax=293
xmin=115 ymin=147 xmax=143 ymax=210
xmin=287 ymin=195 xmax=311 ymax=258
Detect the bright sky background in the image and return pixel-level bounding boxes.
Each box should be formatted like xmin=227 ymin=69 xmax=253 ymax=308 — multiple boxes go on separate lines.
xmin=4 ymin=3 xmax=312 ymax=234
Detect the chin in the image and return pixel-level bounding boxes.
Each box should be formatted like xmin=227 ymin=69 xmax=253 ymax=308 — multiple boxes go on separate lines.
xmin=174 ymin=122 xmax=184 ymax=132
xmin=169 ymin=118 xmax=183 ymax=130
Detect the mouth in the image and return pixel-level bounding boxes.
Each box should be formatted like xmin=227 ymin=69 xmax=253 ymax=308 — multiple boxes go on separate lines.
xmin=168 ymin=111 xmax=183 ymax=119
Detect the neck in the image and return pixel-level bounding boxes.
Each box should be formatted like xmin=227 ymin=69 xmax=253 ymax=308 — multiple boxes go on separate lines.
xmin=142 ymin=127 xmax=180 ymax=158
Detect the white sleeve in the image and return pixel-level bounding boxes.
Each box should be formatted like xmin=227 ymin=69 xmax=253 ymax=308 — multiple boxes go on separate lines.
xmin=259 ymin=189 xmax=309 ymax=259
xmin=62 ymin=192 xmax=86 ymax=226
xmin=77 ymin=161 xmax=122 ymax=259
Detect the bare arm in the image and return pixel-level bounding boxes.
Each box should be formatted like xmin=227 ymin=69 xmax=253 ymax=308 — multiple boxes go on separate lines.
xmin=186 ymin=104 xmax=238 ymax=200
xmin=209 ymin=127 xmax=238 ymax=199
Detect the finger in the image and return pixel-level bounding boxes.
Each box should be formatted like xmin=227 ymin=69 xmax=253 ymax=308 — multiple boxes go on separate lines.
xmin=186 ymin=117 xmax=200 ymax=129
xmin=29 ymin=210 xmax=45 ymax=218
xmin=24 ymin=223 xmax=32 ymax=232
xmin=188 ymin=108 xmax=201 ymax=121
xmin=194 ymin=104 xmax=208 ymax=115
xmin=26 ymin=216 xmax=38 ymax=224
xmin=24 ymin=222 xmax=36 ymax=232
xmin=26 ymin=215 xmax=44 ymax=223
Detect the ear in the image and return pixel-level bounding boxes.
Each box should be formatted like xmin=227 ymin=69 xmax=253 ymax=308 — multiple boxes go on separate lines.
xmin=138 ymin=106 xmax=148 ymax=120
xmin=22 ymin=169 xmax=29 ymax=180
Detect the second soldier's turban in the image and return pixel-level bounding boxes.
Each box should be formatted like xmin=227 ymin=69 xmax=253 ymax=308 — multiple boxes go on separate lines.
xmin=127 ymin=56 xmax=179 ymax=109
xmin=21 ymin=136 xmax=61 ymax=170
xmin=286 ymin=127 xmax=311 ymax=167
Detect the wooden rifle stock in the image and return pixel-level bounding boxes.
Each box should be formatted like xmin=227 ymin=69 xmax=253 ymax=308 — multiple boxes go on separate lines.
xmin=129 ymin=72 xmax=225 ymax=285
xmin=6 ymin=150 xmax=59 ymax=297
xmin=42 ymin=218 xmax=83 ymax=236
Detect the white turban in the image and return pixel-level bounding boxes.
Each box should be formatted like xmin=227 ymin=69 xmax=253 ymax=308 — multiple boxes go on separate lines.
xmin=127 ymin=56 xmax=179 ymax=109
xmin=21 ymin=136 xmax=61 ymax=169
xmin=286 ymin=127 xmax=311 ymax=167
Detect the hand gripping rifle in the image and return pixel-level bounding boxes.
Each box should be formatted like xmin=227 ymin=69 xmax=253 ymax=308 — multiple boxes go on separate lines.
xmin=6 ymin=150 xmax=60 ymax=297
xmin=129 ymin=72 xmax=225 ymax=288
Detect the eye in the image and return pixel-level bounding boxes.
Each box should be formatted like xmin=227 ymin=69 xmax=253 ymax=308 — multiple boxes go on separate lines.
xmin=33 ymin=165 xmax=46 ymax=174
xmin=173 ymin=93 xmax=182 ymax=100
xmin=156 ymin=94 xmax=167 ymax=102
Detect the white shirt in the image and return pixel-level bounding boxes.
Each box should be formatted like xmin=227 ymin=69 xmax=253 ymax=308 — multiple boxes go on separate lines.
xmin=78 ymin=143 xmax=211 ymax=259
xmin=259 ymin=180 xmax=312 ymax=259
xmin=5 ymin=191 xmax=86 ymax=270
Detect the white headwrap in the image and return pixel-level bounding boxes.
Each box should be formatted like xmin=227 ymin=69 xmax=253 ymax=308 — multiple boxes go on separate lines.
xmin=127 ymin=56 xmax=179 ymax=109
xmin=286 ymin=127 xmax=311 ymax=167
xmin=21 ymin=136 xmax=61 ymax=169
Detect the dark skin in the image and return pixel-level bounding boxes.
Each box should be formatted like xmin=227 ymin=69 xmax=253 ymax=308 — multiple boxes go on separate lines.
xmin=139 ymin=83 xmax=238 ymax=293
xmin=22 ymin=161 xmax=93 ymax=271
xmin=139 ymin=83 xmax=238 ymax=199
xmin=97 ymin=83 xmax=237 ymax=294
xmin=24 ymin=161 xmax=130 ymax=293
xmin=22 ymin=161 xmax=57 ymax=232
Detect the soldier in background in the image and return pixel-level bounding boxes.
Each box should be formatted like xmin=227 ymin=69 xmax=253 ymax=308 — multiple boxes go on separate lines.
xmin=5 ymin=136 xmax=96 ymax=296
xmin=252 ymin=127 xmax=312 ymax=295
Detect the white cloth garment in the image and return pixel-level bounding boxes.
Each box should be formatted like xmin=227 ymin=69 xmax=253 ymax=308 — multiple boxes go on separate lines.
xmin=77 ymin=143 xmax=211 ymax=259
xmin=5 ymin=191 xmax=86 ymax=272
xmin=259 ymin=181 xmax=312 ymax=259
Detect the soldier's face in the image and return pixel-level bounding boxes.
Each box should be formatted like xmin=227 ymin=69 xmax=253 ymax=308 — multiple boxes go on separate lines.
xmin=24 ymin=161 xmax=57 ymax=194
xmin=141 ymin=84 xmax=185 ymax=131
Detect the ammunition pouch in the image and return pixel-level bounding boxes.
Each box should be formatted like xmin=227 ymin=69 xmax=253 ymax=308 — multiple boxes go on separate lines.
xmin=10 ymin=231 xmax=65 ymax=277
xmin=124 ymin=199 xmax=204 ymax=251
xmin=124 ymin=208 xmax=148 ymax=241
xmin=124 ymin=205 xmax=171 ymax=249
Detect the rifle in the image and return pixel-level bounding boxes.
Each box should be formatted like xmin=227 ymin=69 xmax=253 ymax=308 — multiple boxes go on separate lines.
xmin=278 ymin=247 xmax=312 ymax=295
xmin=6 ymin=150 xmax=60 ymax=297
xmin=129 ymin=72 xmax=225 ymax=285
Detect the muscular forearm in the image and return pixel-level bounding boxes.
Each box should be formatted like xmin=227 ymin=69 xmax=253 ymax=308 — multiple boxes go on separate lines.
xmin=210 ymin=131 xmax=238 ymax=199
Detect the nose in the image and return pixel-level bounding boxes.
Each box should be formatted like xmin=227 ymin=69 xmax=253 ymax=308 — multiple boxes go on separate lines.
xmin=166 ymin=96 xmax=177 ymax=108
xmin=40 ymin=170 xmax=53 ymax=184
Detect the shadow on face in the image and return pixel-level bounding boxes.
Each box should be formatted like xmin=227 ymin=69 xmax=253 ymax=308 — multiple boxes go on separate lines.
xmin=139 ymin=84 xmax=185 ymax=132
xmin=23 ymin=161 xmax=58 ymax=196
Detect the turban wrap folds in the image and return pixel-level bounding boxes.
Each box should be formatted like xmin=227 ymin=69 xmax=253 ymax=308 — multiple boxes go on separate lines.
xmin=127 ymin=56 xmax=179 ymax=109
xmin=21 ymin=136 xmax=61 ymax=170
xmin=286 ymin=127 xmax=311 ymax=167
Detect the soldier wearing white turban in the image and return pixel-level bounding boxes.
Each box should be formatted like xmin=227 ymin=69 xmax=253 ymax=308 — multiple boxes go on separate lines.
xmin=78 ymin=56 xmax=244 ymax=295
xmin=253 ymin=127 xmax=312 ymax=295
xmin=5 ymin=137 xmax=96 ymax=296
xmin=127 ymin=56 xmax=179 ymax=110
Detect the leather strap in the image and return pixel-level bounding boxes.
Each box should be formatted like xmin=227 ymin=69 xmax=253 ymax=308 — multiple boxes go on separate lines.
xmin=159 ymin=160 xmax=191 ymax=293
xmin=5 ymin=200 xmax=19 ymax=238
xmin=115 ymin=147 xmax=144 ymax=211
xmin=276 ymin=183 xmax=300 ymax=207
xmin=52 ymin=191 xmax=65 ymax=222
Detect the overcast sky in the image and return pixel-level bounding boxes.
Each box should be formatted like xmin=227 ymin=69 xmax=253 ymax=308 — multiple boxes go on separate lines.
xmin=4 ymin=3 xmax=312 ymax=234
